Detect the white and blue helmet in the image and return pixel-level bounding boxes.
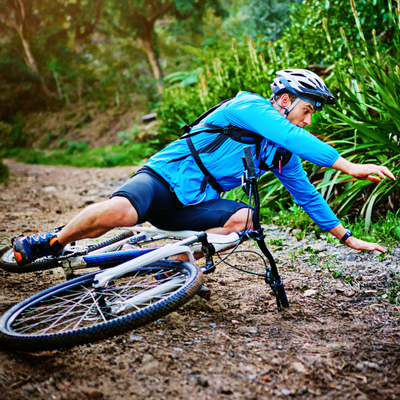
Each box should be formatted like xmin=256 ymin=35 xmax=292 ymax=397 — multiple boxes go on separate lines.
xmin=271 ymin=69 xmax=335 ymax=115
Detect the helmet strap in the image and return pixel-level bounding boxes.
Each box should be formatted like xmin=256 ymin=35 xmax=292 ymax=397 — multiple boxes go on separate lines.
xmin=271 ymin=96 xmax=301 ymax=118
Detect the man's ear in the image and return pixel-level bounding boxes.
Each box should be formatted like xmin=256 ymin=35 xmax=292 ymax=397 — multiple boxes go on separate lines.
xmin=280 ymin=93 xmax=291 ymax=107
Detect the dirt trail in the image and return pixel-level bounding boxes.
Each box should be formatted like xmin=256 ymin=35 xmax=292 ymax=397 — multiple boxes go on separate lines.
xmin=0 ymin=160 xmax=399 ymax=400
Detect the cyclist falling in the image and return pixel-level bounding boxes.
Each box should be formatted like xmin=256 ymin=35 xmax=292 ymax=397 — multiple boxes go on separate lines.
xmin=13 ymin=69 xmax=395 ymax=269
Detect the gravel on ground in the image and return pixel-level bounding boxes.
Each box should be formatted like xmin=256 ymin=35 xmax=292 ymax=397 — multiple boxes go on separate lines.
xmin=0 ymin=160 xmax=399 ymax=400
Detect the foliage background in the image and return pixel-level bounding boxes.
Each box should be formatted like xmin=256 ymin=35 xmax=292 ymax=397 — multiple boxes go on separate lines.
xmin=0 ymin=0 xmax=399 ymax=231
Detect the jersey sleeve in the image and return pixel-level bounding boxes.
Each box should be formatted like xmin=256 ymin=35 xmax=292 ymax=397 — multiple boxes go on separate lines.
xmin=270 ymin=154 xmax=340 ymax=231
xmin=224 ymin=93 xmax=340 ymax=168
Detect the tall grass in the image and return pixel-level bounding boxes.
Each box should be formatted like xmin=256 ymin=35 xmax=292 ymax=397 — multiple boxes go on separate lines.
xmin=309 ymin=0 xmax=400 ymax=229
xmin=256 ymin=0 xmax=399 ymax=231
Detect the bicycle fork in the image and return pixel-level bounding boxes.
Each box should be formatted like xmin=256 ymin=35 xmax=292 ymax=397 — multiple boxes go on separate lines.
xmin=247 ymin=229 xmax=287 ymax=311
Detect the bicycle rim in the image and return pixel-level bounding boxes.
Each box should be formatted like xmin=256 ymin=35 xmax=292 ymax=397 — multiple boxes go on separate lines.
xmin=0 ymin=260 xmax=202 ymax=351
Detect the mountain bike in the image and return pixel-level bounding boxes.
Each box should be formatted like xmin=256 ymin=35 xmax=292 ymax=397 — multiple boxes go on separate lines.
xmin=0 ymin=147 xmax=288 ymax=352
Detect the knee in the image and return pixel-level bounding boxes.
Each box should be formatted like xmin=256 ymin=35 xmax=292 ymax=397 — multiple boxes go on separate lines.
xmin=92 ymin=197 xmax=138 ymax=226
xmin=223 ymin=208 xmax=253 ymax=233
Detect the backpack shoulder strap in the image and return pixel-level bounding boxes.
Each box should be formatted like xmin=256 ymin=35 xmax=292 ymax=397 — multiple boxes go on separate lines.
xmin=185 ymin=136 xmax=224 ymax=193
xmin=180 ymin=98 xmax=233 ymax=134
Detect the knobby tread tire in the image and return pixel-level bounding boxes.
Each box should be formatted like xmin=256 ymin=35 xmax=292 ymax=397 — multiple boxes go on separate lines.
xmin=0 ymin=260 xmax=203 ymax=352
xmin=0 ymin=229 xmax=134 ymax=274
xmin=86 ymin=230 xmax=134 ymax=252
xmin=0 ymin=249 xmax=61 ymax=273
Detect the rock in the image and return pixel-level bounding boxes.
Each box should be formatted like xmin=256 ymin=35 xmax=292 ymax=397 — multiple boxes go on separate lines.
xmin=82 ymin=388 xmax=104 ymax=399
xmin=297 ymin=387 xmax=308 ymax=395
xmin=291 ymin=362 xmax=307 ymax=373
xmin=355 ymin=362 xmax=364 ymax=371
xmin=42 ymin=186 xmax=57 ymax=192
xmin=303 ymin=289 xmax=317 ymax=297
xmin=142 ymin=354 xmax=154 ymax=365
xmin=364 ymin=361 xmax=379 ymax=369
xmin=212 ymin=300 xmax=227 ymax=311
xmin=184 ymin=296 xmax=214 ymax=312
xmin=238 ymin=326 xmax=258 ymax=334
xmin=196 ymin=376 xmax=209 ymax=387
xmin=313 ymin=244 xmax=327 ymax=253
xmin=220 ymin=386 xmax=233 ymax=395
xmin=281 ymin=388 xmax=291 ymax=395
xmin=136 ymin=360 xmax=160 ymax=375
xmin=141 ymin=113 xmax=157 ymax=122
xmin=164 ymin=311 xmax=188 ymax=328
xmin=129 ymin=335 xmax=143 ymax=341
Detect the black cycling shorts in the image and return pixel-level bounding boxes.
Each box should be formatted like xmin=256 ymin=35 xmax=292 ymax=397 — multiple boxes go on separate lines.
xmin=110 ymin=166 xmax=249 ymax=231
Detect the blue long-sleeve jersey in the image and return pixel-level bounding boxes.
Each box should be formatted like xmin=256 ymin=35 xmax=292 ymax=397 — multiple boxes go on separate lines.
xmin=146 ymin=92 xmax=341 ymax=231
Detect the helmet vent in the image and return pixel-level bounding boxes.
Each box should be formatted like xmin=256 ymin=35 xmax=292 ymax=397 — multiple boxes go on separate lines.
xmin=299 ymin=82 xmax=315 ymax=90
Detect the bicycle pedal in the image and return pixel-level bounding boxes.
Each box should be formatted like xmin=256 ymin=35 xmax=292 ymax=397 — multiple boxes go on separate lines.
xmin=201 ymin=262 xmax=216 ymax=275
xmin=198 ymin=285 xmax=211 ymax=300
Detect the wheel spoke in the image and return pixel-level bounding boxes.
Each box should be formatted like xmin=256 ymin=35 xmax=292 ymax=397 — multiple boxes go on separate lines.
xmin=8 ymin=264 xmax=192 ymax=337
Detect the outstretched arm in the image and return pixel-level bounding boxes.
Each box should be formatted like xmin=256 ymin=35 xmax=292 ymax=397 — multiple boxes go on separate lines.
xmin=329 ymin=224 xmax=387 ymax=253
xmin=273 ymin=155 xmax=390 ymax=253
xmin=331 ymin=157 xmax=396 ymax=182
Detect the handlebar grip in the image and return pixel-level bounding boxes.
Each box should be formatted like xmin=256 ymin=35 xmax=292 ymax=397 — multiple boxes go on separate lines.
xmin=243 ymin=146 xmax=256 ymax=179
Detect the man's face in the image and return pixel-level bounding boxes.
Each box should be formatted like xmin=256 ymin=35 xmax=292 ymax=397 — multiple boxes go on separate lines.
xmin=287 ymin=100 xmax=315 ymax=128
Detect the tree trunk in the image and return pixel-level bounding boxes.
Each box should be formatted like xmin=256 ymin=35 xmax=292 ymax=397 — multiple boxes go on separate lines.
xmin=140 ymin=34 xmax=164 ymax=94
xmin=18 ymin=25 xmax=50 ymax=97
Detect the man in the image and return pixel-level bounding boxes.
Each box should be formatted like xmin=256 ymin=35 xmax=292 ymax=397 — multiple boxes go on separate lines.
xmin=13 ymin=69 xmax=395 ymax=266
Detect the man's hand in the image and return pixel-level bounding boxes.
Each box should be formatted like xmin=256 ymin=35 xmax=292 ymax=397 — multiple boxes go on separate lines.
xmin=347 ymin=163 xmax=396 ymax=183
xmin=345 ymin=236 xmax=387 ymax=253
xmin=329 ymin=224 xmax=387 ymax=253
xmin=331 ymin=157 xmax=396 ymax=182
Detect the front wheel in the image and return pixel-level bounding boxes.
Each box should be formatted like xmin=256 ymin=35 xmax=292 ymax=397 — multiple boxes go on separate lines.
xmin=0 ymin=260 xmax=203 ymax=352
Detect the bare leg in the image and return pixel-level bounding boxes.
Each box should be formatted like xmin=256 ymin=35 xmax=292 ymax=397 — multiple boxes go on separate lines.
xmin=206 ymin=208 xmax=253 ymax=235
xmin=57 ymin=197 xmax=138 ymax=247
xmin=172 ymin=208 xmax=252 ymax=261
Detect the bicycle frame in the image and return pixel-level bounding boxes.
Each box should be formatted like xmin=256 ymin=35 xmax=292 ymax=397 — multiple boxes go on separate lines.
xmin=61 ymin=227 xmax=240 ymax=276
xmin=92 ymin=230 xmax=241 ymax=288
xmin=53 ymin=146 xmax=287 ymax=310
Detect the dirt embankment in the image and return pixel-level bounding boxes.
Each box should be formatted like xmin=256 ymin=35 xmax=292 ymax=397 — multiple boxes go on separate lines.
xmin=0 ymin=160 xmax=399 ymax=400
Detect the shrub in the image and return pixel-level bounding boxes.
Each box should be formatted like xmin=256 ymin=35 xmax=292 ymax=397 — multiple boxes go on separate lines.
xmin=156 ymin=36 xmax=289 ymax=149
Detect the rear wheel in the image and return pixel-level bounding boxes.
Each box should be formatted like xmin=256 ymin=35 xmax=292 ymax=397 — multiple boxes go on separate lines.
xmin=0 ymin=229 xmax=134 ymax=273
xmin=0 ymin=259 xmax=202 ymax=351
xmin=0 ymin=249 xmax=60 ymax=273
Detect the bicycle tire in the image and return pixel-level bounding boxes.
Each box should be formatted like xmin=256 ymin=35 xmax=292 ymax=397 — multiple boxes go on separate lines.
xmin=0 ymin=229 xmax=134 ymax=274
xmin=277 ymin=285 xmax=289 ymax=308
xmin=0 ymin=259 xmax=202 ymax=352
xmin=0 ymin=249 xmax=61 ymax=273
